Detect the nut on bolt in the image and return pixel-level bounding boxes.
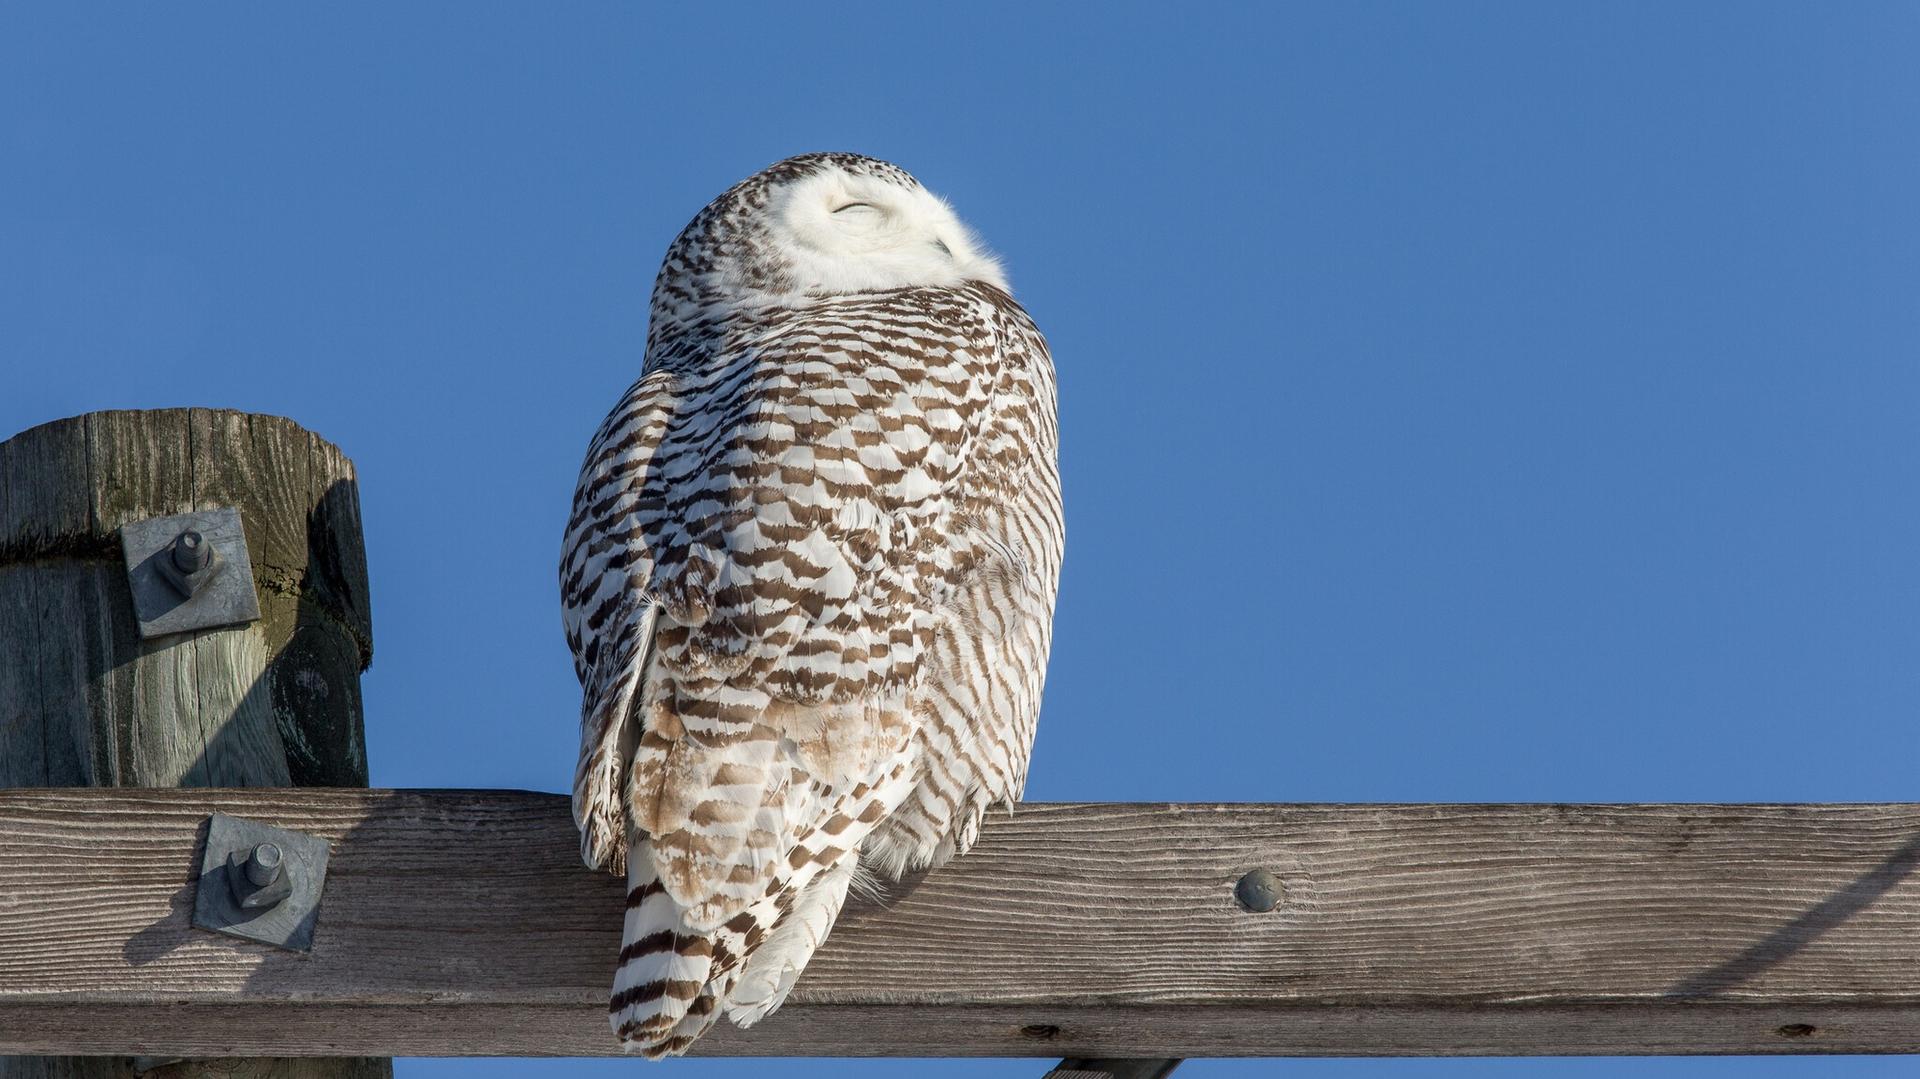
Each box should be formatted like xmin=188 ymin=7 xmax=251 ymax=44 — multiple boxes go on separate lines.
xmin=157 ymin=528 xmax=222 ymax=598
xmin=171 ymin=530 xmax=211 ymax=574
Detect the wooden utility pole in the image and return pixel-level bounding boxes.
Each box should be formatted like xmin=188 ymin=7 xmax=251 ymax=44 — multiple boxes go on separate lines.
xmin=0 ymin=409 xmax=387 ymax=1079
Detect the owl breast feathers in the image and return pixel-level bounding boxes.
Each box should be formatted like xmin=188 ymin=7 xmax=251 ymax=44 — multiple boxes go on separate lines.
xmin=558 ymin=152 xmax=1063 ymax=1056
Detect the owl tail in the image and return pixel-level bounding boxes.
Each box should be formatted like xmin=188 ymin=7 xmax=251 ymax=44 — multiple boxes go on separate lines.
xmin=725 ymin=856 xmax=859 ymax=1026
xmin=610 ymin=845 xmax=868 ymax=1055
xmin=610 ymin=837 xmax=717 ymax=1058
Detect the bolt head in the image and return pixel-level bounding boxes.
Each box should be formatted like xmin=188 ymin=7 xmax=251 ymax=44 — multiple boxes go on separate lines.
xmin=1235 ymin=868 xmax=1283 ymax=912
xmin=228 ymin=841 xmax=294 ymax=909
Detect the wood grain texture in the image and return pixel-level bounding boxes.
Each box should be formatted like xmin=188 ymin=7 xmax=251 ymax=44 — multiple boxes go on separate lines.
xmin=2 ymin=789 xmax=1918 ymax=1057
xmin=0 ymin=411 xmax=383 ymax=1078
xmin=0 ymin=410 xmax=374 ymax=790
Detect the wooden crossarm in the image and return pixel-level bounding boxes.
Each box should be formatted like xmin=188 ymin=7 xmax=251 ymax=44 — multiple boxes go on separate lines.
xmin=2 ymin=788 xmax=1918 ymax=1057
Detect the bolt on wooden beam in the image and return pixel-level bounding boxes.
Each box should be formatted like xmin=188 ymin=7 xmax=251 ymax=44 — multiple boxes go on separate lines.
xmin=0 ymin=409 xmax=387 ymax=1079
xmin=2 ymin=789 xmax=1919 ymax=1058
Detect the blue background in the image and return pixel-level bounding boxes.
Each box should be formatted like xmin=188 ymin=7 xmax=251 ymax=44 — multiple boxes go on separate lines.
xmin=5 ymin=3 xmax=1919 ymax=1076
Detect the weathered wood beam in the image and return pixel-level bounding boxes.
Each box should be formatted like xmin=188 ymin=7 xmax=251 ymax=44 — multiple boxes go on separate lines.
xmin=2 ymin=790 xmax=1919 ymax=1058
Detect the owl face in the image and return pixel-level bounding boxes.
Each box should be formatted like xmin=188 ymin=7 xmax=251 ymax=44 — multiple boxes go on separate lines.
xmin=651 ymin=154 xmax=1007 ymax=331
xmin=766 ymin=162 xmax=1006 ymax=296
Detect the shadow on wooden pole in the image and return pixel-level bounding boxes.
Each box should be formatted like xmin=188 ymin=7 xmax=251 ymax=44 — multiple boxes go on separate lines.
xmin=0 ymin=409 xmax=388 ymax=1079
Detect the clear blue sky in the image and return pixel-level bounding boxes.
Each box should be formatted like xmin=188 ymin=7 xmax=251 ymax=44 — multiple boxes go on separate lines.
xmin=5 ymin=3 xmax=1919 ymax=1077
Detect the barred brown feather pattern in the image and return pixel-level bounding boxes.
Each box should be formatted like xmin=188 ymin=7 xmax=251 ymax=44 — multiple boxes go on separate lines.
xmin=559 ymin=154 xmax=1062 ymax=1056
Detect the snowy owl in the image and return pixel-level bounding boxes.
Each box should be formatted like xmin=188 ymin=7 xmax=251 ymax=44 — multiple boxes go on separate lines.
xmin=559 ymin=152 xmax=1062 ymax=1055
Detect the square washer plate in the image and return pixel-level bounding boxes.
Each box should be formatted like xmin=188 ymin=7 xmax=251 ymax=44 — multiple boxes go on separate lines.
xmin=192 ymin=811 xmax=330 ymax=952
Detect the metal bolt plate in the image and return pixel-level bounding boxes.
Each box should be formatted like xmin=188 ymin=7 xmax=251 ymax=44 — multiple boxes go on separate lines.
xmin=120 ymin=507 xmax=262 ymax=639
xmin=192 ymin=812 xmax=330 ymax=952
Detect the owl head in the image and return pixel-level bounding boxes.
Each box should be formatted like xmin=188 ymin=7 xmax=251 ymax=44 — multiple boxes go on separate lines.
xmin=649 ymin=153 xmax=1007 ymax=331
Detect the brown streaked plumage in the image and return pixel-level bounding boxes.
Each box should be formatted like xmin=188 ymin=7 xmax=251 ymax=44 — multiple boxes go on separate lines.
xmin=559 ymin=153 xmax=1062 ymax=1055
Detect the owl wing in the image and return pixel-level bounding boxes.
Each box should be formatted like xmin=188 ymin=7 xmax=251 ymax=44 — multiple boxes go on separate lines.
xmin=561 ymin=284 xmax=1033 ymax=889
xmin=567 ymin=283 xmax=1059 ymax=1052
xmin=861 ymin=282 xmax=1063 ymax=876
xmin=561 ymin=365 xmax=679 ymax=873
